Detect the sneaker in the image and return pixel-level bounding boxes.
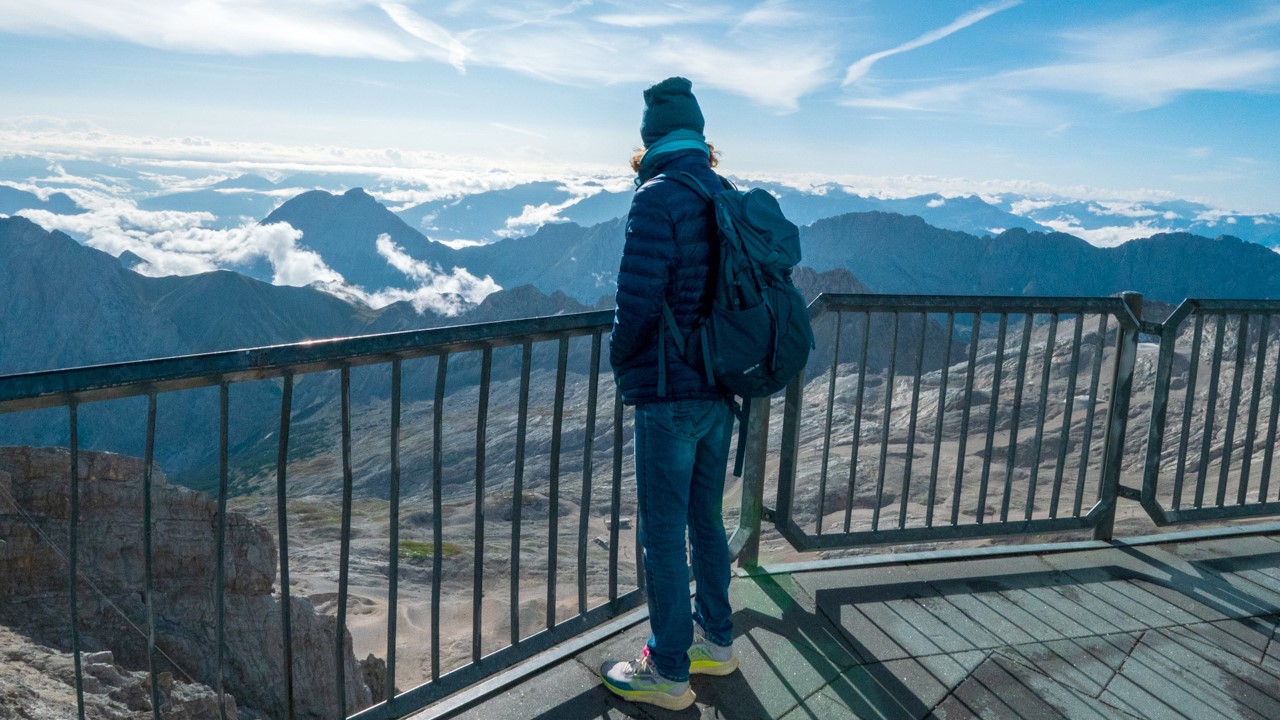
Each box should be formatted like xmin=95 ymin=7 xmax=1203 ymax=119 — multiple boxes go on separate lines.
xmin=688 ymin=629 xmax=738 ymax=676
xmin=599 ymin=647 xmax=695 ymax=710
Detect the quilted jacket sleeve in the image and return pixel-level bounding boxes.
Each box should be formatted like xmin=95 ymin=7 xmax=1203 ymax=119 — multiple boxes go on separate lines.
xmin=610 ymin=182 xmax=676 ymax=370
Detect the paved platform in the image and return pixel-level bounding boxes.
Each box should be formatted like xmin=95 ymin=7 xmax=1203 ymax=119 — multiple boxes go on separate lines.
xmin=439 ymin=532 xmax=1280 ymax=719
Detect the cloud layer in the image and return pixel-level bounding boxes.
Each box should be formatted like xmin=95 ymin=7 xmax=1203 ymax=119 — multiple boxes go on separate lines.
xmin=0 ymin=0 xmax=834 ymax=110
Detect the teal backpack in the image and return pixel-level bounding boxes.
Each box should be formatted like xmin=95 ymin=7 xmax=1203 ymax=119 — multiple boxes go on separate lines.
xmin=659 ymin=172 xmax=815 ymax=472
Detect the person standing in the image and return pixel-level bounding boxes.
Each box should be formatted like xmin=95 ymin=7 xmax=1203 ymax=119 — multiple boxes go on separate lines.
xmin=600 ymin=76 xmax=739 ymax=711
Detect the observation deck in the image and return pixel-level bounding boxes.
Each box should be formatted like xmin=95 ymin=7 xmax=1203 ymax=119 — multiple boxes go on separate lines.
xmin=5 ymin=291 xmax=1280 ymax=719
xmin=442 ymin=529 xmax=1280 ymax=719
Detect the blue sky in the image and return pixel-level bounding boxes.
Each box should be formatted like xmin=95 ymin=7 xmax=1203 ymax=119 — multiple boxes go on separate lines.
xmin=1 ymin=0 xmax=1278 ymax=212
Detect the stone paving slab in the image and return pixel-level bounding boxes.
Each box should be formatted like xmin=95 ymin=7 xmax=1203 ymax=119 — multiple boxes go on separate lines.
xmin=1099 ymin=624 xmax=1280 ymax=720
xmin=436 ymin=533 xmax=1280 ymax=720
xmin=930 ymin=651 xmax=1127 ymax=720
xmin=995 ymin=633 xmax=1140 ymax=697
xmin=778 ymin=651 xmax=986 ymax=720
xmin=449 ymin=656 xmax=633 ymax=720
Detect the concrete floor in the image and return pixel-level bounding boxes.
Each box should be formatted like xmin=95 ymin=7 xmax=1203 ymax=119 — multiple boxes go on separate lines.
xmin=426 ymin=531 xmax=1280 ymax=719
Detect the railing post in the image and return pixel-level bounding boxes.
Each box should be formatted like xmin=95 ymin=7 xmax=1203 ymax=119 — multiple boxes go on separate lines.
xmin=1095 ymin=291 xmax=1142 ymax=541
xmin=731 ymin=396 xmax=771 ymax=569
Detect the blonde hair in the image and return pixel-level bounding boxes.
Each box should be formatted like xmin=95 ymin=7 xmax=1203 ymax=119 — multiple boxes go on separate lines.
xmin=631 ymin=143 xmax=720 ymax=174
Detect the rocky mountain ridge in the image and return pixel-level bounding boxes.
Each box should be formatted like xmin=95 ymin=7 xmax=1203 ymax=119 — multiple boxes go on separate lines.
xmin=0 ymin=446 xmax=381 ymax=719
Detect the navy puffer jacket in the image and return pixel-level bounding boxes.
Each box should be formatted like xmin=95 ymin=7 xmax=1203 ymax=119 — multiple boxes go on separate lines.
xmin=611 ymin=149 xmax=725 ymax=405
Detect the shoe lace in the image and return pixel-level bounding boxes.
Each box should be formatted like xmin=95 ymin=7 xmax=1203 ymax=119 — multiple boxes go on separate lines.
xmin=632 ymin=646 xmax=657 ymax=675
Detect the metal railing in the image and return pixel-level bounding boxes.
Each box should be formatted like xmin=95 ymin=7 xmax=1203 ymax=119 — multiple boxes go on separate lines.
xmin=7 ymin=291 xmax=1280 ymax=719
xmin=0 ymin=311 xmax=668 ymax=720
xmin=768 ymin=293 xmax=1142 ymax=553
xmin=1140 ymin=299 xmax=1280 ymax=525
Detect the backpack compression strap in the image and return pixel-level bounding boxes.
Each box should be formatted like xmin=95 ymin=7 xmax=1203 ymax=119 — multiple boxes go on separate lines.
xmin=658 ymin=301 xmax=715 ymax=396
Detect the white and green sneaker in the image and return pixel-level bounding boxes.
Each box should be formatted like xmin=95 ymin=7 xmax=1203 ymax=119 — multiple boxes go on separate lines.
xmin=599 ymin=647 xmax=695 ymax=710
xmin=688 ymin=629 xmax=738 ymax=676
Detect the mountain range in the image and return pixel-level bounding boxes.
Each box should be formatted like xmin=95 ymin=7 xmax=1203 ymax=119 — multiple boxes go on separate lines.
xmin=254 ymin=186 xmax=1280 ymax=307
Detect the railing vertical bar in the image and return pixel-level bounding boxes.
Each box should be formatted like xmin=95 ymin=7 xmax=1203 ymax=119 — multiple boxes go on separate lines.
xmin=899 ymin=312 xmax=927 ymax=529
xmin=578 ymin=332 xmax=602 ymax=616
xmin=1026 ymin=314 xmax=1058 ymax=521
xmin=1219 ymin=315 xmax=1248 ymax=506
xmin=775 ymin=374 xmax=804 ymax=545
xmin=216 ymin=383 xmax=229 ymax=720
xmin=872 ymin=313 xmax=900 ymax=531
xmin=386 ymin=360 xmax=402 ymax=703
xmin=337 ymin=366 xmax=354 ymax=718
xmin=69 ymin=402 xmax=85 ymax=720
xmin=842 ymin=312 xmax=872 ymax=533
xmin=1260 ymin=331 xmax=1280 ymax=502
xmin=1259 ymin=333 xmax=1280 ymax=502
xmin=431 ymin=355 xmax=446 ymax=683
xmin=734 ymin=397 xmax=769 ymax=569
xmin=547 ymin=337 xmax=570 ymax=630
xmin=951 ymin=313 xmax=983 ymax=526
xmin=142 ymin=392 xmax=161 ymax=720
xmin=817 ymin=311 xmax=843 ymax=534
xmin=1173 ymin=314 xmax=1205 ymax=509
xmin=977 ymin=314 xmax=1009 ymax=525
xmin=926 ymin=312 xmax=955 ymax=527
xmin=609 ymin=386 xmax=622 ymax=603
xmin=1000 ymin=314 xmax=1033 ymax=523
xmin=1195 ymin=314 xmax=1227 ymax=508
xmin=1241 ymin=316 xmax=1269 ymax=505
xmin=512 ymin=343 xmax=532 ymax=642
xmin=1050 ymin=315 xmax=1084 ymax=519
xmin=275 ymin=373 xmax=296 ymax=719
xmin=1094 ymin=292 xmax=1141 ymax=542
xmin=472 ymin=347 xmax=492 ymax=663
xmin=1072 ymin=315 xmax=1107 ymax=518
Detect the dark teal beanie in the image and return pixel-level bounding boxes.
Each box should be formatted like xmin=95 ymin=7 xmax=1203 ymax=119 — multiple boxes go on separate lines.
xmin=640 ymin=77 xmax=705 ymax=146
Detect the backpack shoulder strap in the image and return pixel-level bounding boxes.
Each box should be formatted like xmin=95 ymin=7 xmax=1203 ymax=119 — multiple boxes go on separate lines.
xmin=662 ymin=171 xmax=718 ymax=202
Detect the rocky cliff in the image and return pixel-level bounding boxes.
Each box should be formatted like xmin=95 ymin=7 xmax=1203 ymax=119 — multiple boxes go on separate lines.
xmin=0 ymin=446 xmax=381 ymax=719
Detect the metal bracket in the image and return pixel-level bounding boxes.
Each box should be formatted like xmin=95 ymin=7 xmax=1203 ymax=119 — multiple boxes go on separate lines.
xmin=1117 ymin=485 xmax=1142 ymax=501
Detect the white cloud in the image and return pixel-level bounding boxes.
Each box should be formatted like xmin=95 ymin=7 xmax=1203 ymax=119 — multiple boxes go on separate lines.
xmin=12 ymin=188 xmax=500 ymax=312
xmin=0 ymin=1 xmax=834 ymax=111
xmin=1000 ymin=48 xmax=1280 ymax=108
xmin=649 ymin=37 xmax=830 ymax=111
xmin=0 ymin=0 xmax=422 ymax=60
xmin=843 ymin=0 xmax=1022 ymax=86
xmin=370 ymin=233 xmax=500 ymax=314
xmin=737 ymin=0 xmax=807 ymax=29
xmin=379 ymin=2 xmax=471 ymax=72
xmin=594 ymin=5 xmax=726 ymax=28
xmin=500 ymin=201 xmax=572 ymax=236
xmin=1037 ymin=218 xmax=1170 ymax=248
xmin=1088 ymin=201 xmax=1159 ymax=219
xmin=841 ymin=5 xmax=1280 ymax=117
xmin=490 ymin=123 xmax=548 ymax=139
xmin=17 ymin=197 xmax=346 ymax=284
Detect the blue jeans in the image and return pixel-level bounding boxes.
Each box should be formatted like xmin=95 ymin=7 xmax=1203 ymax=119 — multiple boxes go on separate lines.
xmin=633 ymin=398 xmax=735 ymax=682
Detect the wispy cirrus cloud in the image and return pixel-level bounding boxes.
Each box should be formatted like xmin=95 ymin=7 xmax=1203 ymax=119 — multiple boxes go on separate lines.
xmin=841 ymin=5 xmax=1280 ymax=116
xmin=0 ymin=0 xmax=422 ymax=59
xmin=380 ymin=2 xmax=471 ymax=71
xmin=842 ymin=0 xmax=1022 ymax=87
xmin=593 ymin=3 xmax=726 ymax=28
xmin=0 ymin=0 xmax=833 ymax=110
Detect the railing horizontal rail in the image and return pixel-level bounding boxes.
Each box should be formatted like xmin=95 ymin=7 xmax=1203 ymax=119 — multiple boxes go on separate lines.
xmin=0 ymin=310 xmax=615 ymax=413
xmin=810 ymin=293 xmax=1140 ymax=317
